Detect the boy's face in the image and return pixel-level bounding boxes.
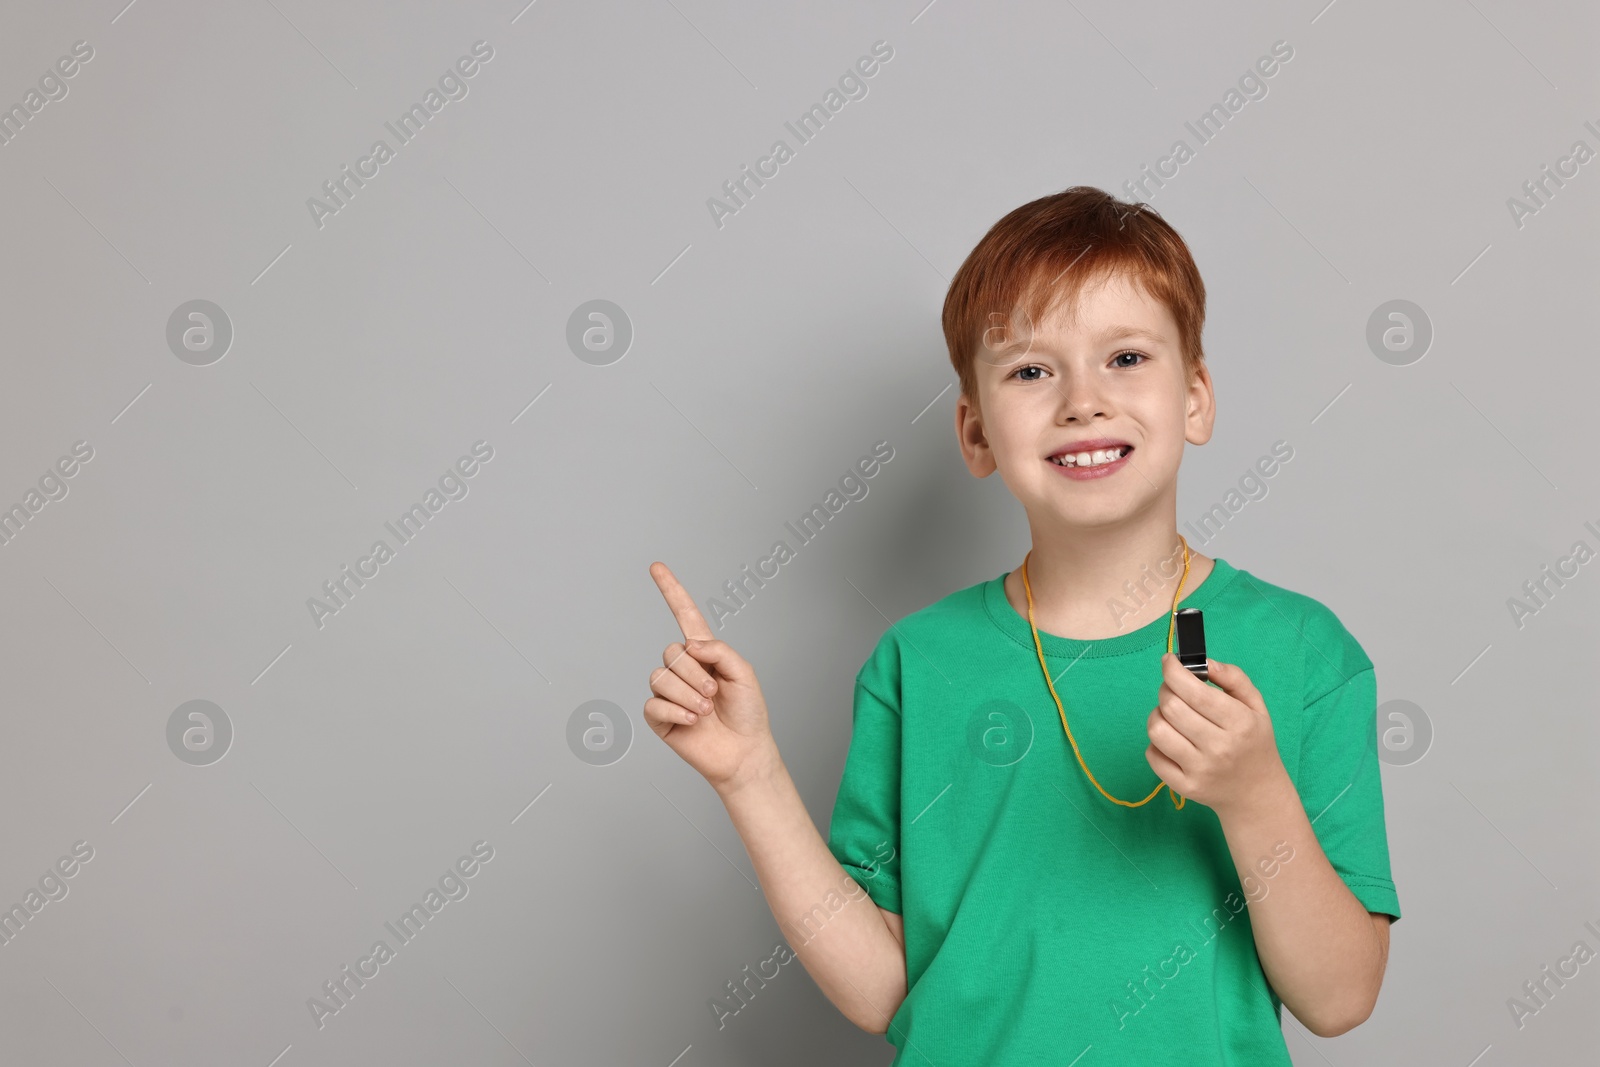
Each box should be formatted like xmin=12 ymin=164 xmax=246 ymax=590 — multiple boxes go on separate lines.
xmin=955 ymin=270 xmax=1215 ymax=532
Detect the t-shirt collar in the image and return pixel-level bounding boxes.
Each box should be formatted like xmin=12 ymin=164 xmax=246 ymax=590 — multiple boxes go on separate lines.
xmin=983 ymin=555 xmax=1239 ymax=659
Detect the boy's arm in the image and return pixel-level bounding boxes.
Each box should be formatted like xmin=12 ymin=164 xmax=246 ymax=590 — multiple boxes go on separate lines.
xmin=643 ymin=566 xmax=907 ymax=1032
xmin=1150 ymin=654 xmax=1398 ymax=1037
xmin=1215 ymin=770 xmax=1391 ymax=1038
xmin=717 ymin=744 xmax=909 ymax=1035
xmin=881 ymin=907 xmax=905 ymax=949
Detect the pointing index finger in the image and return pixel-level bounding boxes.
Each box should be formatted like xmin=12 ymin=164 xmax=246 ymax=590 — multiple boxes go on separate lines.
xmin=649 ymin=562 xmax=715 ymax=643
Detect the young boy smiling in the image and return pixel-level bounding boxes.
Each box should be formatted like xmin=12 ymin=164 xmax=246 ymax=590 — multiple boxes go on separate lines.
xmin=645 ymin=186 xmax=1399 ymax=1064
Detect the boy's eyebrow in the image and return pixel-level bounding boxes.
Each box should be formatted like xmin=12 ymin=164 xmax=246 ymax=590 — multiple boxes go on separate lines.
xmin=992 ymin=324 xmax=1169 ymax=359
xmin=1097 ymin=325 xmax=1169 ymax=344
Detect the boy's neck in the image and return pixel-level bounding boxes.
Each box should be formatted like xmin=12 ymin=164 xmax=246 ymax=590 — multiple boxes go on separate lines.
xmin=1002 ymin=526 xmax=1214 ymax=642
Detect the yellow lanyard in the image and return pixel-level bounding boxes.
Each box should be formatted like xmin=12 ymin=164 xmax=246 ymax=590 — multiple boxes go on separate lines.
xmin=1019 ymin=536 xmax=1192 ymax=810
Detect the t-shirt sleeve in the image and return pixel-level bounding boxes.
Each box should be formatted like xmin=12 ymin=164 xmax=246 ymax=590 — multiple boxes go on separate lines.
xmin=1298 ymin=664 xmax=1402 ymax=924
xmin=825 ymin=641 xmax=903 ymax=914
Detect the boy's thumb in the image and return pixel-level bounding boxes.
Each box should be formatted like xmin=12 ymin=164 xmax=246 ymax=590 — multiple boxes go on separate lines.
xmin=1205 ymin=659 xmax=1267 ymax=711
xmin=686 ymin=639 xmax=752 ymax=682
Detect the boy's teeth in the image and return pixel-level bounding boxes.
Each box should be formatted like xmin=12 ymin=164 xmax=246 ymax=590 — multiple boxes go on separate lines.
xmin=1053 ymin=446 xmax=1127 ymax=468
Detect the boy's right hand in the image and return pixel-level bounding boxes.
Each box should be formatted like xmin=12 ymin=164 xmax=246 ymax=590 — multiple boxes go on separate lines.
xmin=646 ymin=562 xmax=779 ymax=793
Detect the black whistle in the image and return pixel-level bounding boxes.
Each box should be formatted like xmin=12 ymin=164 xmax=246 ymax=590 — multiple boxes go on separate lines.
xmin=1174 ymin=608 xmax=1208 ymax=683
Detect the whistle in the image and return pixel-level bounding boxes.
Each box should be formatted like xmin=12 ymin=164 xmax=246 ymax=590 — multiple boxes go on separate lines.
xmin=1174 ymin=608 xmax=1208 ymax=683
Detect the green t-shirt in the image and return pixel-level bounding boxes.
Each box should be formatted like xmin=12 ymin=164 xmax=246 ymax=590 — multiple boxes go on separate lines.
xmin=826 ymin=556 xmax=1400 ymax=1065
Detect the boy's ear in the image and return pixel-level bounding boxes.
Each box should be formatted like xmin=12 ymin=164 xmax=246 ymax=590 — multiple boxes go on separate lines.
xmin=956 ymin=391 xmax=997 ymax=477
xmin=1185 ymin=362 xmax=1217 ymax=446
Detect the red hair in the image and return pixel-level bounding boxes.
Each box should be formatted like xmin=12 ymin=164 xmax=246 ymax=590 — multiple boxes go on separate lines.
xmin=941 ymin=186 xmax=1207 ymax=414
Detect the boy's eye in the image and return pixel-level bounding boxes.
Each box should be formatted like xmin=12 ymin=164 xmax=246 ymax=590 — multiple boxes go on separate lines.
xmin=1009 ymin=351 xmax=1145 ymax=380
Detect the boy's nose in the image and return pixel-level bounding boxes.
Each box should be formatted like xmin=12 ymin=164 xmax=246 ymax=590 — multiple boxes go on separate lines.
xmin=1054 ymin=377 xmax=1109 ymax=423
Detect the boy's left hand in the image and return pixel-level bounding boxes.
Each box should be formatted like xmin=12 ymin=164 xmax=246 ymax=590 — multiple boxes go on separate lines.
xmin=1145 ymin=653 xmax=1290 ymax=818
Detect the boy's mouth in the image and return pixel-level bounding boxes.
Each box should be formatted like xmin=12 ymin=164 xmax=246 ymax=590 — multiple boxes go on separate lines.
xmin=1048 ymin=441 xmax=1133 ymax=470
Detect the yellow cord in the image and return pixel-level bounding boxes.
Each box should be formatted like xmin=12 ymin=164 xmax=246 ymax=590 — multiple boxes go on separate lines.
xmin=1020 ymin=536 xmax=1191 ymax=810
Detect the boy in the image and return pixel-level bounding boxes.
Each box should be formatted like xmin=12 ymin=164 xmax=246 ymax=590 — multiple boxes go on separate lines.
xmin=645 ymin=186 xmax=1399 ymax=1064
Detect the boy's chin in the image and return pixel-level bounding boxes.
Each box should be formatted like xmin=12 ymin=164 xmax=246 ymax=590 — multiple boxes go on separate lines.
xmin=1027 ymin=496 xmax=1145 ymax=530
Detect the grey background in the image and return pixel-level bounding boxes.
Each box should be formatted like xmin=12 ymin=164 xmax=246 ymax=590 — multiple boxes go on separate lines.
xmin=0 ymin=0 xmax=1595 ymax=1064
